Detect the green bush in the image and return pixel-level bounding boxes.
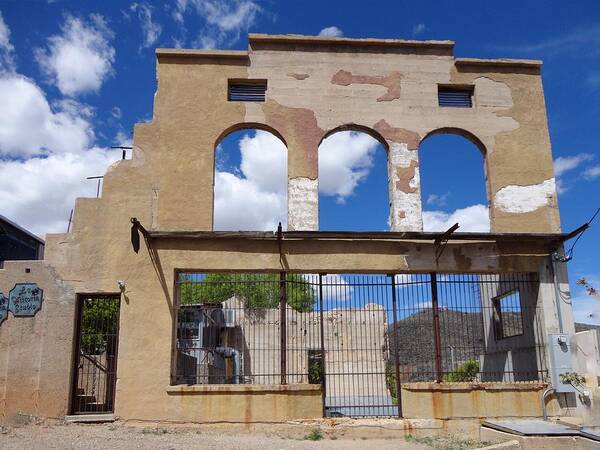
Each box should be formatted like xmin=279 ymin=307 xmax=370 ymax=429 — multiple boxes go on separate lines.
xmin=443 ymin=359 xmax=480 ymax=382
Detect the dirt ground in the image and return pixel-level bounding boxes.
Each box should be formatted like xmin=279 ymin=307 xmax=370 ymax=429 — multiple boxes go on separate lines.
xmin=0 ymin=421 xmax=490 ymax=450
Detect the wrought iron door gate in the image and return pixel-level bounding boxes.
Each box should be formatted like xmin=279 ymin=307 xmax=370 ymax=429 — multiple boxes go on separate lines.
xmin=71 ymin=295 xmax=120 ymax=414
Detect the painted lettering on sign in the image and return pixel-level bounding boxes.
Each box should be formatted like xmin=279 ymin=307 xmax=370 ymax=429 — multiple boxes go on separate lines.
xmin=0 ymin=293 xmax=7 ymax=325
xmin=8 ymin=283 xmax=43 ymax=317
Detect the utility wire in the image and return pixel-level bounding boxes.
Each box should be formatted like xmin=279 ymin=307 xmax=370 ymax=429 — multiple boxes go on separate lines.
xmin=565 ymin=207 xmax=599 ymax=259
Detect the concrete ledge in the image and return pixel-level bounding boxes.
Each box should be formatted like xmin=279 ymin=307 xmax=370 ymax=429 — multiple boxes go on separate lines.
xmin=455 ymin=57 xmax=542 ymax=69
xmin=248 ymin=33 xmax=455 ymax=50
xmin=166 ymin=383 xmax=322 ymax=394
xmin=403 ymin=382 xmax=547 ymax=392
xmin=64 ymin=414 xmax=115 ymax=423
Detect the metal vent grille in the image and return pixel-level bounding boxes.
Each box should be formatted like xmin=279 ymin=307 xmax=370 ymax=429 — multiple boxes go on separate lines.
xmin=228 ymin=81 xmax=266 ymax=102
xmin=438 ymin=87 xmax=473 ymax=107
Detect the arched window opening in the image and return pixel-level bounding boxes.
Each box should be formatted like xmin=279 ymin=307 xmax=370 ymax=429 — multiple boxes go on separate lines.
xmin=318 ymin=130 xmax=389 ymax=231
xmin=419 ymin=133 xmax=489 ymax=232
xmin=213 ymin=128 xmax=287 ymax=231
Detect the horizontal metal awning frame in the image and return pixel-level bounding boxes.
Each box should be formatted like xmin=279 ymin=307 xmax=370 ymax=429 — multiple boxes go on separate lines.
xmin=131 ymin=218 xmax=586 ymax=248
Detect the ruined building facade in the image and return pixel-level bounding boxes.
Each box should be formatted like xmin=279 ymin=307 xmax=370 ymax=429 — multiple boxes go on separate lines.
xmin=0 ymin=34 xmax=590 ymax=427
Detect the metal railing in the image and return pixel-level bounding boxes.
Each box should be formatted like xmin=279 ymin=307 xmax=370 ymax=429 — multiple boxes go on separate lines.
xmin=173 ymin=271 xmax=547 ymax=417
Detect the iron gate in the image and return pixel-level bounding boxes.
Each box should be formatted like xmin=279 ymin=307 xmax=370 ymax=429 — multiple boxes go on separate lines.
xmin=71 ymin=295 xmax=120 ymax=414
xmin=173 ymin=272 xmax=546 ymax=418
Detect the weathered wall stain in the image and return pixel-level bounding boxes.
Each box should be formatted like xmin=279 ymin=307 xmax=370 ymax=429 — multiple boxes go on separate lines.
xmin=287 ymin=73 xmax=310 ymax=80
xmin=331 ymin=69 xmax=402 ymax=102
xmin=262 ymin=99 xmax=323 ymax=179
xmin=395 ymin=160 xmax=419 ymax=194
xmin=373 ymin=119 xmax=420 ymax=150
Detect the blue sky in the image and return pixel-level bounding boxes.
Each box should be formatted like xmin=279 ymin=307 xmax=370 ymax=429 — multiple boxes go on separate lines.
xmin=0 ymin=0 xmax=598 ymax=322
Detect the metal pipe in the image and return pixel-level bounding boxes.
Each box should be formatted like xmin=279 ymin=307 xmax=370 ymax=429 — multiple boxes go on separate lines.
xmin=215 ymin=347 xmax=241 ymax=384
xmin=390 ymin=274 xmax=403 ymax=417
xmin=549 ymin=255 xmax=564 ymax=334
xmin=279 ymin=270 xmax=287 ymax=384
xmin=318 ymin=273 xmax=326 ymax=417
xmin=542 ymin=387 xmax=554 ymax=420
xmin=430 ymin=272 xmax=443 ymax=382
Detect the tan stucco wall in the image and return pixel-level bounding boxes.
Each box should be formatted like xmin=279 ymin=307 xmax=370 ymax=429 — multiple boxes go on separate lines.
xmin=401 ymin=382 xmax=558 ymax=419
xmin=0 ymin=261 xmax=75 ymax=423
xmin=0 ymin=34 xmax=571 ymax=424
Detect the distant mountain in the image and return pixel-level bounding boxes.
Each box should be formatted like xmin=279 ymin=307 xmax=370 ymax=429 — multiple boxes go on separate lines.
xmin=388 ymin=308 xmax=526 ymax=382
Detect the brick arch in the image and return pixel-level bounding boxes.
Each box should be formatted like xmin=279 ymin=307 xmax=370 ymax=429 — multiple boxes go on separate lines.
xmin=421 ymin=127 xmax=487 ymax=156
xmin=417 ymin=127 xmax=491 ymax=233
xmin=212 ymin=123 xmax=288 ymax=232
xmin=214 ymin=122 xmax=288 ymax=149
xmin=319 ymin=123 xmax=390 ymax=152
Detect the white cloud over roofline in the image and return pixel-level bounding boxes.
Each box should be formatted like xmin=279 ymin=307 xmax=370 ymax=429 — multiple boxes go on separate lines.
xmin=34 ymin=14 xmax=115 ymax=97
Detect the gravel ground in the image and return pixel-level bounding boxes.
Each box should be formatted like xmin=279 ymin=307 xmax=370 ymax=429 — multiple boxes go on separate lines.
xmin=0 ymin=422 xmax=435 ymax=450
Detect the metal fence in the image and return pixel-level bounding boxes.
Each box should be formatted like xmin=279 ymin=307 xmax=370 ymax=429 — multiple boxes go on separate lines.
xmin=173 ymin=272 xmax=547 ymax=417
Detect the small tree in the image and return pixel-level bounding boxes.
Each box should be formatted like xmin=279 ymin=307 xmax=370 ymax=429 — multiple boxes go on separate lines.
xmin=179 ymin=273 xmax=316 ymax=312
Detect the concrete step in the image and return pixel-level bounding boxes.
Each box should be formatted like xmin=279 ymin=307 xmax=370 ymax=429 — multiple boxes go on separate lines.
xmin=64 ymin=413 xmax=115 ymax=423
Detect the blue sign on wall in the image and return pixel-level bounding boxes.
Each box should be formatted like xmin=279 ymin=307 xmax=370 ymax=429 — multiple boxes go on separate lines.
xmin=0 ymin=293 xmax=7 ymax=325
xmin=8 ymin=283 xmax=43 ymax=317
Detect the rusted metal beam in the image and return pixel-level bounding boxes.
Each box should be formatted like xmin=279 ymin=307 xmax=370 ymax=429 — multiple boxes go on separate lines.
xmin=390 ymin=274 xmax=403 ymax=417
xmin=279 ymin=270 xmax=287 ymax=385
xmin=318 ymin=273 xmax=326 ymax=417
xmin=430 ymin=272 xmax=443 ymax=383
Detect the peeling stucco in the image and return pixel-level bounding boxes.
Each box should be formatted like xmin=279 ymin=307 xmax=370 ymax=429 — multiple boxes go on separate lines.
xmin=373 ymin=119 xmax=420 ymax=150
xmin=396 ymin=160 xmax=419 ymax=194
xmin=493 ymin=178 xmax=556 ymax=214
xmin=331 ymin=69 xmax=402 ymax=102
xmin=262 ymin=99 xmax=323 ymax=179
xmin=388 ymin=142 xmax=422 ymax=232
xmin=474 ymin=77 xmax=514 ymax=110
xmin=288 ymin=177 xmax=318 ymax=231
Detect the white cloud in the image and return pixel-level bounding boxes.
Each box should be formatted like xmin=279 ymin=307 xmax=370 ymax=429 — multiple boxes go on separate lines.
xmin=554 ymin=153 xmax=595 ymax=177
xmin=174 ymin=0 xmax=261 ymax=48
xmin=553 ymin=153 xmax=596 ymax=193
xmin=213 ymin=130 xmax=287 ymax=231
xmin=318 ymin=26 xmax=343 ymax=38
xmin=0 ymin=74 xmax=94 ymax=158
xmin=584 ymin=165 xmax=600 ymax=180
xmin=114 ymin=130 xmax=132 ymax=147
xmin=427 ymin=192 xmax=449 ymax=207
xmin=35 ymin=14 xmax=115 ymax=96
xmin=503 ymin=25 xmax=600 ymax=56
xmin=0 ymin=10 xmax=15 ymax=70
xmin=0 ymin=13 xmax=121 ymax=237
xmin=111 ymin=106 xmax=122 ymax=119
xmin=303 ymin=274 xmax=353 ymax=302
xmin=318 ymin=131 xmax=381 ymax=203
xmin=0 ymin=148 xmax=122 ymax=236
xmin=130 ymin=2 xmax=162 ymax=49
xmin=412 ymin=23 xmax=426 ymax=37
xmin=423 ymin=204 xmax=490 ymax=232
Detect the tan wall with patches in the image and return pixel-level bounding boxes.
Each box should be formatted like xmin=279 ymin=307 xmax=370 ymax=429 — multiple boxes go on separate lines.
xmin=0 ymin=34 xmax=570 ymax=424
xmin=0 ymin=261 xmax=75 ymax=423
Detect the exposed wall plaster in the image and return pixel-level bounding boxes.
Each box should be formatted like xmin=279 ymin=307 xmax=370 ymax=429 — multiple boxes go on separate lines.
xmin=396 ymin=160 xmax=419 ymax=194
xmin=262 ymin=99 xmax=323 ymax=179
xmin=331 ymin=69 xmax=402 ymax=102
xmin=288 ymin=177 xmax=318 ymax=230
xmin=493 ymin=178 xmax=556 ymax=214
xmin=388 ymin=142 xmax=422 ymax=231
xmin=373 ymin=119 xmax=420 ymax=150
xmin=474 ymin=77 xmax=513 ymax=110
